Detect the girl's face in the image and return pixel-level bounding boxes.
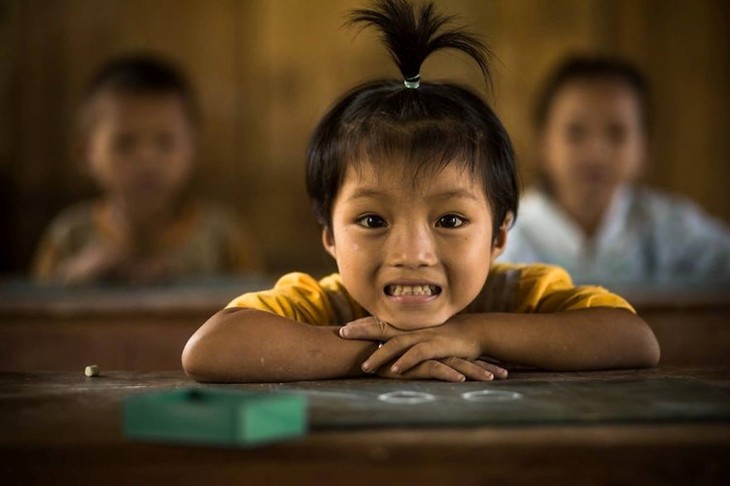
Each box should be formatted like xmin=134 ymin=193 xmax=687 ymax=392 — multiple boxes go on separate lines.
xmin=323 ymin=161 xmax=508 ymax=330
xmin=539 ymin=79 xmax=647 ymax=203
xmin=86 ymin=92 xmax=196 ymax=218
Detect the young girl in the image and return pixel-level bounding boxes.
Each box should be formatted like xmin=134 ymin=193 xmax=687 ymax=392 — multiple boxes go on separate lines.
xmin=183 ymin=0 xmax=659 ymax=383
xmin=32 ymin=55 xmax=262 ymax=285
xmin=499 ymin=56 xmax=730 ymax=285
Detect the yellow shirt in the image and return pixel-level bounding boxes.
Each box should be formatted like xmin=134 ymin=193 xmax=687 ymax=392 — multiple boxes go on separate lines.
xmin=226 ymin=263 xmax=634 ymax=326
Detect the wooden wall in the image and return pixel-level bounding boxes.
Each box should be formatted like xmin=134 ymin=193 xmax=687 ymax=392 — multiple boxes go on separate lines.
xmin=2 ymin=0 xmax=728 ymax=276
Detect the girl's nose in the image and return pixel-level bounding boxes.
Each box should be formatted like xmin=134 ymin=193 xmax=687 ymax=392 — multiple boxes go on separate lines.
xmin=585 ymin=132 xmax=613 ymax=160
xmin=137 ymin=141 xmax=160 ymax=164
xmin=385 ymin=224 xmax=438 ymax=268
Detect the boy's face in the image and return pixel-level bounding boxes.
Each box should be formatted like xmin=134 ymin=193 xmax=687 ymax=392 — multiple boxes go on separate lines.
xmin=85 ymin=92 xmax=196 ymax=217
xmin=540 ymin=79 xmax=646 ymax=204
xmin=323 ymin=161 xmax=507 ymax=330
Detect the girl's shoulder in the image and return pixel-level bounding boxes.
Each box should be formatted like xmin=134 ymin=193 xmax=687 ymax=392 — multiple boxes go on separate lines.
xmin=474 ymin=262 xmax=572 ymax=313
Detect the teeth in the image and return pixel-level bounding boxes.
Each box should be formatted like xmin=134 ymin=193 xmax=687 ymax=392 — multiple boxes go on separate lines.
xmin=388 ymin=285 xmax=436 ymax=296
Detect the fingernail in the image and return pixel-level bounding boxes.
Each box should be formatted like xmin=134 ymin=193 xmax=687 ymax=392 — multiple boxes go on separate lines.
xmin=339 ymin=327 xmax=348 ymax=337
xmin=390 ymin=364 xmax=400 ymax=374
xmin=457 ymin=374 xmax=466 ymax=382
xmin=362 ymin=362 xmax=370 ymax=372
xmin=484 ymin=371 xmax=494 ymax=380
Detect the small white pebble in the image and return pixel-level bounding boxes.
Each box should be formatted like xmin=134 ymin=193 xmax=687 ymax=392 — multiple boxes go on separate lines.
xmin=84 ymin=365 xmax=99 ymax=377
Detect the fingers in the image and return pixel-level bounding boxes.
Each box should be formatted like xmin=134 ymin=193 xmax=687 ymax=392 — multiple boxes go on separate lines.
xmin=346 ymin=318 xmax=503 ymax=381
xmin=360 ymin=334 xmax=421 ymax=373
xmin=361 ymin=334 xmax=481 ymax=375
xmin=388 ymin=342 xmax=435 ymax=375
xmin=366 ymin=339 xmax=502 ymax=382
xmin=378 ymin=359 xmax=467 ymax=382
xmin=388 ymin=340 xmax=472 ymax=375
xmin=339 ymin=316 xmax=399 ymax=341
xmin=377 ymin=358 xmax=501 ymax=382
xmin=473 ymin=359 xmax=509 ymax=380
xmin=443 ymin=357 xmax=496 ymax=382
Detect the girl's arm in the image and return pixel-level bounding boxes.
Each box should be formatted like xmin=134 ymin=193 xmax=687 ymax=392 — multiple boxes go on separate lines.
xmin=56 ymin=243 xmax=127 ymax=284
xmin=182 ymin=308 xmax=375 ymax=382
xmin=182 ymin=308 xmax=508 ymax=383
xmin=341 ymin=308 xmax=660 ymax=374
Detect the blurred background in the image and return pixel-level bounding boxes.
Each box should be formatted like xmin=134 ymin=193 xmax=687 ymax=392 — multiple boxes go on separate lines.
xmin=1 ymin=0 xmax=728 ymax=277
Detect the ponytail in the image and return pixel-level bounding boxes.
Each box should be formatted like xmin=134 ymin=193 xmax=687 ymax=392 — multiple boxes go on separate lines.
xmin=348 ymin=0 xmax=492 ymax=90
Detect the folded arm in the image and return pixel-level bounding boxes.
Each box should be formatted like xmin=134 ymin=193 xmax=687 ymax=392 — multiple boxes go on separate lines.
xmin=182 ymin=308 xmax=375 ymax=382
xmin=182 ymin=308 xmax=507 ymax=383
xmin=341 ymin=307 xmax=661 ymax=374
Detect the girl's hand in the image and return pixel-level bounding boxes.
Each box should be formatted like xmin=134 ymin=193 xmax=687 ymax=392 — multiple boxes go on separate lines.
xmin=339 ymin=316 xmax=508 ymax=381
xmin=59 ymin=240 xmax=130 ymax=285
xmin=375 ymin=356 xmax=502 ymax=382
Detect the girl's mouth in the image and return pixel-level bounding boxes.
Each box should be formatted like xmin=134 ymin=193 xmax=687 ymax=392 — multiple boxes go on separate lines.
xmin=384 ymin=284 xmax=442 ymax=297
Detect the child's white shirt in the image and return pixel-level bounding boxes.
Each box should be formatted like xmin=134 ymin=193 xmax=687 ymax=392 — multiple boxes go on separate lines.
xmin=498 ymin=185 xmax=730 ymax=286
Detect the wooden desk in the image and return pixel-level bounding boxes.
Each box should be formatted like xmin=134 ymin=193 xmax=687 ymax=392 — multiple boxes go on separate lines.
xmin=0 ymin=278 xmax=269 ymax=370
xmin=620 ymin=287 xmax=730 ymax=367
xmin=1 ymin=280 xmax=729 ymax=370
xmin=1 ymin=368 xmax=728 ymax=485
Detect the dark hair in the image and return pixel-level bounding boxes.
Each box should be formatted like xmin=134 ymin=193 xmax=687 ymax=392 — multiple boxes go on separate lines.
xmin=534 ymin=55 xmax=653 ymax=132
xmin=81 ymin=54 xmax=200 ymax=126
xmin=306 ymin=0 xmax=518 ymax=239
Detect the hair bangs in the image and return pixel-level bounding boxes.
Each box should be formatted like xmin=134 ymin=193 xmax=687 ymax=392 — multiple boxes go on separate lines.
xmin=340 ymin=114 xmax=481 ymax=189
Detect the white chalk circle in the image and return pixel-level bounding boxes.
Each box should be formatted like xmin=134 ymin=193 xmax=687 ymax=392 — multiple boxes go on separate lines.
xmin=378 ymin=391 xmax=436 ymax=405
xmin=461 ymin=390 xmax=522 ymax=402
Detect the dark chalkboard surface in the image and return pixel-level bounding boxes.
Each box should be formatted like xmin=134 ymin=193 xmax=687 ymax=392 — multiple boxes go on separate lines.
xmin=226 ymin=378 xmax=730 ymax=428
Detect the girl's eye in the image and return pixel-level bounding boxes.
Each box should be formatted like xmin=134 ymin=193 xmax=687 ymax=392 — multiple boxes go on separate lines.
xmin=113 ymin=134 xmax=136 ymax=155
xmin=437 ymin=214 xmax=465 ymax=228
xmin=357 ymin=215 xmax=387 ymax=228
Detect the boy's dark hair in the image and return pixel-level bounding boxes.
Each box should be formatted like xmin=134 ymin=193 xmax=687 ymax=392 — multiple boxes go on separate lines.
xmin=306 ymin=0 xmax=518 ymax=239
xmin=534 ymin=55 xmax=653 ymax=132
xmin=81 ymin=54 xmax=200 ymax=126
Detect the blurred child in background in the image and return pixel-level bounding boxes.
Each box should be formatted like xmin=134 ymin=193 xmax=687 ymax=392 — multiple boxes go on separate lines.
xmin=32 ymin=55 xmax=262 ymax=284
xmin=499 ymin=56 xmax=730 ymax=285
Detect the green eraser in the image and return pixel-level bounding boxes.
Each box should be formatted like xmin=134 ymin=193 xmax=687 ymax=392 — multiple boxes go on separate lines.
xmin=123 ymin=388 xmax=308 ymax=447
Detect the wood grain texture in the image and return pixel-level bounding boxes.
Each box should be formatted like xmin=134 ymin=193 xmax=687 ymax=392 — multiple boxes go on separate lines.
xmin=0 ymin=368 xmax=728 ymax=485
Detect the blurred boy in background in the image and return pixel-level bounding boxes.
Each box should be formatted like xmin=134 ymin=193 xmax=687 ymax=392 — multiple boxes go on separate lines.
xmin=499 ymin=56 xmax=730 ymax=285
xmin=33 ymin=55 xmax=262 ymax=284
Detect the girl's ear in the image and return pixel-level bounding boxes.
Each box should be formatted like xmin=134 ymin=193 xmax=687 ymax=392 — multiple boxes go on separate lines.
xmin=490 ymin=211 xmax=513 ymax=261
xmin=321 ymin=227 xmax=337 ymax=259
